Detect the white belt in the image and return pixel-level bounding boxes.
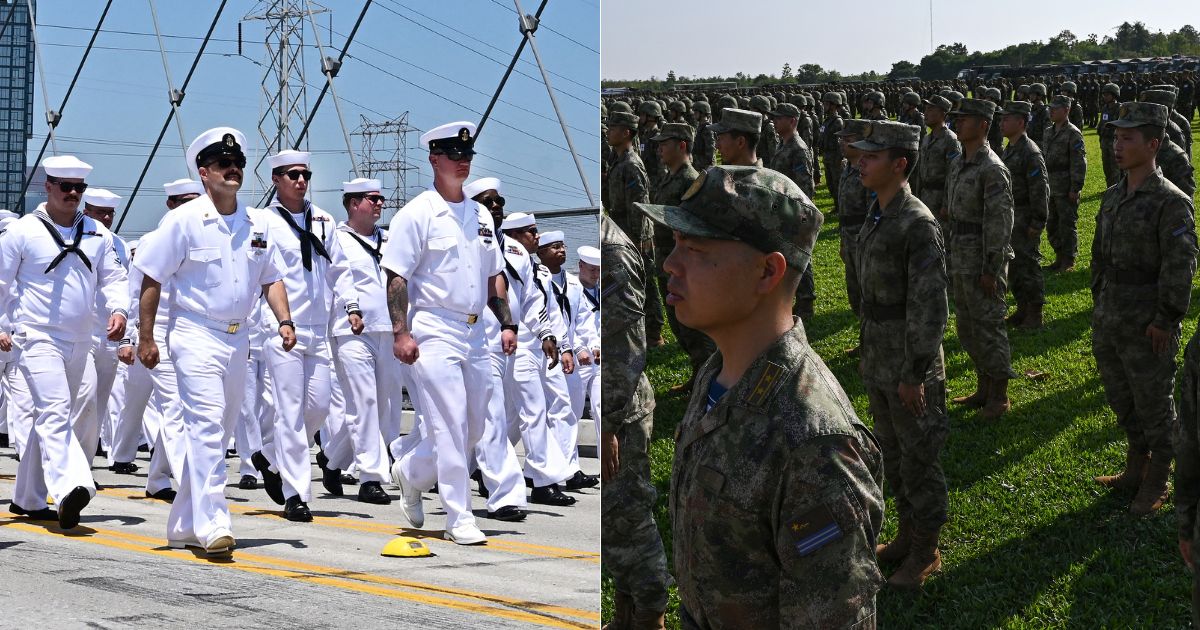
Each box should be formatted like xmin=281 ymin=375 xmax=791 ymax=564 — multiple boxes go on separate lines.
xmin=174 ymin=309 xmax=245 ymax=335
xmin=414 ymin=305 xmax=481 ymax=325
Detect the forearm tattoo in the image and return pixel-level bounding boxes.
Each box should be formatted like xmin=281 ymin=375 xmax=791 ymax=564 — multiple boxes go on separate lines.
xmin=488 ymin=295 xmax=513 ymax=327
xmin=386 ymin=271 xmax=410 ymax=335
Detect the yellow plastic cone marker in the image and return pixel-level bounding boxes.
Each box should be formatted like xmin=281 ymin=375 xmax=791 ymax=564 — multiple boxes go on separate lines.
xmin=381 ymin=536 xmax=433 ymax=558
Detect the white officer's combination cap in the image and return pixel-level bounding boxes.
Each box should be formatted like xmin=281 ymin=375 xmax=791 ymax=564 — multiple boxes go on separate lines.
xmin=343 ymin=178 xmax=382 ymax=194
xmin=463 ymin=177 xmax=502 ymax=199
xmin=163 ymin=178 xmax=205 ymax=197
xmin=420 ymin=121 xmax=477 ymax=153
xmin=81 ymin=188 xmax=121 ymax=208
xmin=538 ymin=230 xmax=565 ymax=246
xmin=186 ymin=127 xmax=247 ymax=170
xmin=577 ymin=245 xmax=600 ymax=266
xmin=500 ymin=212 xmax=535 ymax=230
xmin=268 ymin=149 xmax=311 ymax=169
xmin=42 ymin=155 xmax=92 ymax=179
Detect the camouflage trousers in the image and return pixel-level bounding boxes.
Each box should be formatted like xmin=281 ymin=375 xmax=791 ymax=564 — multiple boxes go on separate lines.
xmin=824 ymin=157 xmax=842 ymax=213
xmin=655 ymin=227 xmax=716 ymax=374
xmin=952 ymin=271 xmax=1015 ymax=380
xmin=601 ymin=411 xmax=672 ymax=612
xmin=1092 ymin=324 xmax=1179 ymax=459
xmin=840 ymin=232 xmax=862 ymax=317
xmin=1008 ymin=224 xmax=1045 ymax=305
xmin=1101 ymin=139 xmax=1119 ymax=188
xmin=866 ymin=380 xmax=949 ymax=531
xmin=1046 ymin=192 xmax=1080 ymax=259
xmin=641 ymin=244 xmax=664 ymax=343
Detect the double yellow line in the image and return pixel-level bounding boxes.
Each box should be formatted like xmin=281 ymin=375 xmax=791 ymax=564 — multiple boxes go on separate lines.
xmin=0 ymin=517 xmax=599 ymax=629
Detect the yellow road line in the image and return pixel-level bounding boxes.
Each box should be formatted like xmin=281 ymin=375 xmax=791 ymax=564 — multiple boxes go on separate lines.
xmin=0 ymin=518 xmax=598 ymax=628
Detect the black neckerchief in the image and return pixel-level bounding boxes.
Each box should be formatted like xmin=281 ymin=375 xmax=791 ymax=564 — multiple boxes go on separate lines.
xmin=344 ymin=226 xmax=382 ymax=264
xmin=581 ymin=285 xmax=599 ymax=311
xmin=549 ymin=271 xmax=571 ymax=316
xmin=274 ymin=200 xmax=330 ymax=271
xmin=36 ymin=210 xmax=91 ymax=273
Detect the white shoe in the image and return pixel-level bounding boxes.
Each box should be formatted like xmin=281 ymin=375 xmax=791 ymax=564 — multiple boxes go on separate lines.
xmin=204 ymin=534 xmax=235 ymax=558
xmin=167 ymin=539 xmax=201 ymax=550
xmin=445 ymin=523 xmax=487 ymax=545
xmin=391 ymin=460 xmax=424 ymax=529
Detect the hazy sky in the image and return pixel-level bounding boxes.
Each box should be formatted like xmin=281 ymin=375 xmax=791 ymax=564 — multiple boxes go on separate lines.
xmin=602 ymin=0 xmax=1195 ymax=80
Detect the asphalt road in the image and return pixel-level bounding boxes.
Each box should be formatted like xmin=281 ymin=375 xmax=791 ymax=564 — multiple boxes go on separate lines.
xmin=0 ymin=441 xmax=600 ymax=630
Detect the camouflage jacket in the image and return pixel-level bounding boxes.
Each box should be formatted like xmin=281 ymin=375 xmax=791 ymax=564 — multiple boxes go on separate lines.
xmin=1170 ymin=110 xmax=1192 ymax=159
xmin=671 ymin=321 xmax=884 ymax=629
xmin=639 ymin=126 xmax=666 ymax=193
xmin=797 ymin=114 xmax=814 ymax=154
xmin=606 ymin=146 xmax=653 ymax=243
xmin=652 ymin=162 xmax=700 ymax=207
xmin=693 ymin=121 xmax=716 ymax=170
xmin=1098 ymin=101 xmax=1122 ymax=141
xmin=757 ymin=118 xmax=780 ymax=168
xmin=1159 ymin=138 xmax=1197 ymax=200
xmin=1069 ymin=101 xmax=1084 ymax=130
xmin=599 ymin=215 xmax=654 ymax=434
xmin=1041 ymin=122 xmax=1087 ymax=194
xmin=769 ymin=133 xmax=816 ymax=199
xmin=1028 ymin=102 xmax=1049 ymax=146
xmin=898 ymin=109 xmax=926 ymax=144
xmin=913 ymin=125 xmax=962 ymax=214
xmin=855 ymin=188 xmax=948 ymax=387
xmin=946 ymin=143 xmax=1015 ymax=277
xmin=1090 ymin=170 xmax=1197 ymax=334
xmin=1000 ymin=134 xmax=1050 ymax=232
xmin=837 ymin=163 xmax=875 ymax=240
xmin=819 ymin=114 xmax=844 ymax=160
xmin=988 ymin=112 xmax=1004 ymax=152
xmin=1177 ymin=329 xmax=1200 ymax=542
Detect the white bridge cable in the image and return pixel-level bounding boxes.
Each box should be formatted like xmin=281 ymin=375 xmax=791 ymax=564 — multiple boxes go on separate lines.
xmin=147 ymin=0 xmax=190 ymax=161
xmin=302 ymin=0 xmax=358 ymax=176
xmin=28 ymin=0 xmax=58 ymax=154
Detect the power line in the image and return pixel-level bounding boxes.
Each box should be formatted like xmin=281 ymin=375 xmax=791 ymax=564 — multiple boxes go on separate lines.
xmin=485 ymin=0 xmax=599 ymax=55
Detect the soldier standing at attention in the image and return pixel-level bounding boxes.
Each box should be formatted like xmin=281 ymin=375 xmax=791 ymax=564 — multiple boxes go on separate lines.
xmin=898 ymin=92 xmax=926 ymax=143
xmin=1028 ymin=83 xmax=1050 ymax=149
xmin=1092 ymin=102 xmax=1196 ymax=516
xmin=835 ymin=119 xmax=875 ymax=320
xmin=1061 ymin=82 xmax=1085 ymax=129
xmin=750 ymin=95 xmax=780 ymax=166
xmin=690 ymin=101 xmax=716 ymax=170
xmin=1098 ymin=83 xmax=1123 ymax=187
xmin=997 ymin=101 xmax=1050 ymax=329
xmin=600 ymin=214 xmax=671 ymax=630
xmin=913 ymin=95 xmax=961 ymax=246
xmin=638 ymin=165 xmax=884 ymax=628
xmin=1042 ymin=95 xmax=1087 ymax=273
xmin=638 ymin=101 xmax=667 ymax=196
xmin=769 ymin=102 xmax=816 ymax=199
xmin=945 ymin=99 xmax=1017 ymax=420
xmin=852 ymin=121 xmax=950 ymax=590
xmin=820 ymin=92 xmax=846 ymax=214
xmin=985 ymin=87 xmax=1005 ymax=153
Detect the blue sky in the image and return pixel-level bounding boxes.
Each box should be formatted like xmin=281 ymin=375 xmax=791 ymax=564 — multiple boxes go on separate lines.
xmin=602 ymin=0 xmax=1195 ymax=80
xmin=27 ymin=0 xmax=599 ymax=236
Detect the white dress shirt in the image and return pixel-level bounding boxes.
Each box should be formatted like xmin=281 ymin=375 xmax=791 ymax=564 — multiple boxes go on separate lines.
xmin=329 ymin=222 xmax=389 ymax=337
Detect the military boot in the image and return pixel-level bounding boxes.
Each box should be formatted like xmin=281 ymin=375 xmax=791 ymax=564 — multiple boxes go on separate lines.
xmin=630 ymin=607 xmax=666 ymax=630
xmin=1130 ymin=455 xmax=1172 ymax=516
xmin=1006 ymin=303 xmax=1027 ymax=327
xmin=951 ymin=373 xmax=989 ymax=408
xmin=603 ymin=591 xmax=634 ymax=630
xmin=1019 ymin=303 xmax=1043 ymax=329
xmin=875 ymin=517 xmax=913 ymax=563
xmin=1058 ymin=256 xmax=1076 ymax=272
xmin=887 ymin=527 xmax=942 ymax=590
xmin=981 ymin=377 xmax=1010 ymax=420
xmin=1094 ymin=447 xmax=1150 ymax=491
xmin=1043 ymin=257 xmax=1063 ymax=272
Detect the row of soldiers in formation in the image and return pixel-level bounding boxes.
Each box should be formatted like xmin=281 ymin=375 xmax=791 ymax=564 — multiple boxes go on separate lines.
xmin=0 ymin=121 xmax=600 ymax=556
xmin=599 ymin=75 xmax=1200 ymax=626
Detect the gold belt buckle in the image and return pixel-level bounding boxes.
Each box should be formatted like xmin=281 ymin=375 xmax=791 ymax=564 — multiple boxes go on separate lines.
xmin=466 ymin=314 xmax=479 ymax=325
xmin=226 ymin=322 xmax=240 ymax=334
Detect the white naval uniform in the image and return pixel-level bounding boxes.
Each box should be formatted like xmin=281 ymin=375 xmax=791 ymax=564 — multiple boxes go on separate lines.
xmin=551 ymin=268 xmax=597 ymax=469
xmin=576 ymin=282 xmax=601 ymax=445
xmin=0 ymin=206 xmax=129 ymax=511
xmin=530 ymin=262 xmax=581 ymax=479
xmin=325 ymin=223 xmax=395 ymax=484
xmin=134 ymin=196 xmax=285 ymax=547
xmin=236 ymin=300 xmax=273 ymax=480
xmin=383 ymin=189 xmax=503 ymax=531
xmin=259 ymin=199 xmax=343 ymax=503
xmin=78 ymin=235 xmax=128 ymax=465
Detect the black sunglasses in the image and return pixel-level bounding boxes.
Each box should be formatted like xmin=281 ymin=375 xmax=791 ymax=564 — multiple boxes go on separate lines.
xmin=48 ymin=178 xmax=88 ymax=194
xmin=281 ymin=169 xmax=313 ymax=181
xmin=435 ymin=150 xmax=474 ymax=163
xmin=516 ymin=226 xmax=538 ymax=235
xmin=205 ymin=155 xmax=247 ymax=170
xmin=478 ymin=195 xmax=505 ymax=208
xmin=353 ymin=194 xmax=385 ymax=204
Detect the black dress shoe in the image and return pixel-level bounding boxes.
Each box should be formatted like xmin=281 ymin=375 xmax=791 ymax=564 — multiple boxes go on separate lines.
xmin=225 ymin=449 xmax=237 ymax=458
xmin=340 ymin=473 xmax=358 ymax=485
xmin=109 ymin=461 xmax=139 ymax=475
xmin=137 ymin=443 xmax=150 ymax=453
xmin=529 ymin=484 xmax=576 ymax=506
xmin=58 ymin=486 xmax=91 ymax=529
xmin=9 ymin=503 xmax=57 ymax=520
xmin=357 ymin=481 xmax=392 ymax=505
xmin=238 ymin=475 xmax=258 ymax=490
xmin=284 ymin=496 xmax=313 ymax=522
xmin=316 ymin=451 xmax=343 ymax=497
xmin=487 ymin=505 xmax=527 ymax=522
xmin=251 ymin=451 xmax=285 ymax=506
xmin=524 ymin=476 xmax=534 ymax=488
xmin=471 ymin=469 xmax=489 ymax=498
xmin=564 ymin=470 xmax=599 ymax=491
xmin=95 ymin=445 xmax=107 ymax=458
xmin=146 ymin=488 xmax=177 ymax=503
xmin=0 ymin=432 xmax=8 ymax=448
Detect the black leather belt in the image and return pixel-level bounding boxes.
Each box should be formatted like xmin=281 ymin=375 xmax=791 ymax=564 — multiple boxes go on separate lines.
xmin=1107 ymin=268 xmax=1157 ymax=285
xmin=952 ymin=220 xmax=983 ymax=235
xmin=861 ymin=302 xmax=907 ymax=321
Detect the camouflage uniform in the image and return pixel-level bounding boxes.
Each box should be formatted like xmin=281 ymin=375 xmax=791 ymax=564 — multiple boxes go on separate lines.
xmin=599 ymin=214 xmax=672 ymax=620
xmin=1177 ymin=319 xmax=1200 ymax=627
xmin=1028 ymin=90 xmax=1049 ymax=149
xmin=999 ymin=121 xmax=1050 ymax=310
xmin=1098 ymin=93 xmax=1123 ymax=187
xmin=836 ymin=119 xmax=876 ymax=317
xmin=819 ymin=94 xmax=846 ymax=213
xmin=913 ymin=100 xmax=962 ymax=243
xmin=1159 ymin=137 xmax=1197 ymax=199
xmin=770 ymin=128 xmax=816 ymax=199
xmin=1042 ymin=102 xmax=1087 ymax=262
xmin=691 ymin=103 xmax=716 ymax=170
xmin=750 ymin=95 xmax=779 ymax=167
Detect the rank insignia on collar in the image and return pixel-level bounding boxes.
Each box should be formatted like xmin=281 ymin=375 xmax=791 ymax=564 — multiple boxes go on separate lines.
xmin=479 ymin=225 xmax=494 ymax=238
xmin=251 ymin=232 xmax=267 ymax=249
xmin=743 ymin=361 xmax=786 ymax=407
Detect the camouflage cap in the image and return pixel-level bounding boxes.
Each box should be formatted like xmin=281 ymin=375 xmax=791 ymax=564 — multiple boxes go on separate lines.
xmin=1061 ymin=81 xmax=1077 ymax=93
xmin=650 ymin=122 xmax=695 ymax=142
xmin=692 ymin=100 xmax=711 ymax=114
xmin=822 ymin=91 xmax=843 ymax=105
xmin=947 ymin=98 xmax=997 ymax=119
xmin=947 ymin=90 xmax=965 ymax=103
xmin=1017 ymin=84 xmax=1030 ymax=93
xmin=835 ymin=118 xmax=873 ymax=138
xmin=668 ymin=100 xmax=687 ymax=113
xmin=1101 ymin=82 xmax=1121 ymax=96
xmin=849 ymin=120 xmax=921 ymax=151
xmin=1030 ymin=82 xmax=1047 ymax=96
xmin=749 ymin=94 xmax=772 ymax=113
xmin=639 ymin=101 xmax=663 ymax=118
xmin=610 ymin=101 xmax=633 ymax=114
xmin=717 ymin=95 xmax=738 ymax=109
xmin=984 ymin=87 xmax=1002 ymax=101
xmin=769 ymin=102 xmax=801 ymax=118
xmin=1048 ymin=94 xmax=1072 ymax=109
xmin=633 ymin=165 xmax=823 ymax=271
xmin=902 ymin=91 xmax=921 ymax=106
xmin=737 ymin=96 xmax=751 ymax=108
xmin=710 ymin=108 xmax=763 ymax=134
xmin=1109 ymin=101 xmax=1169 ymax=129
xmin=923 ymin=95 xmax=953 ymax=112
xmin=1140 ymin=89 xmax=1177 ymax=108
xmin=607 ymin=111 xmax=639 ymax=130
xmin=999 ymin=100 xmax=1032 ymax=117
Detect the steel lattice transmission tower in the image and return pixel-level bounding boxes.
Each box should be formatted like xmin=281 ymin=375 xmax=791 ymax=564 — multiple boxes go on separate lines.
xmin=244 ymin=0 xmax=327 ymax=190
xmin=352 ymin=113 xmax=419 ymax=222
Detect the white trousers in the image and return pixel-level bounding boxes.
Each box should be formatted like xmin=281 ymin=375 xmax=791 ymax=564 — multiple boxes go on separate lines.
xmin=166 ymin=317 xmax=247 ymax=547
xmin=543 ymin=359 xmax=581 ymax=477
xmin=4 ymin=349 xmax=35 ymax=458
xmin=574 ymin=361 xmax=601 ymax=446
xmin=106 ymin=361 xmax=141 ymax=465
xmin=472 ymin=351 xmax=526 ymax=511
xmin=327 ymin=332 xmax=396 ymax=483
xmin=506 ymin=348 xmax=574 ymax=487
xmin=395 ymin=310 xmax=490 ymax=530
xmin=12 ymin=330 xmax=96 ymax=510
xmin=235 ymin=348 xmax=270 ymax=479
xmin=119 ymin=325 xmax=186 ymax=494
xmin=77 ymin=340 xmax=120 ymax=466
xmin=263 ymin=324 xmax=332 ymax=502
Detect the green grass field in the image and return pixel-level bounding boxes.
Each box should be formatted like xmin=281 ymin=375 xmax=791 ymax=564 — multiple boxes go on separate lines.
xmin=602 ymin=120 xmax=1200 ymax=628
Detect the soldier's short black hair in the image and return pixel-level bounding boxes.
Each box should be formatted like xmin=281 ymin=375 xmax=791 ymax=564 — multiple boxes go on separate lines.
xmin=887 ymin=147 xmax=919 ymax=177
xmin=1129 ymin=125 xmax=1166 ymax=144
xmin=726 ymin=130 xmax=759 ymax=152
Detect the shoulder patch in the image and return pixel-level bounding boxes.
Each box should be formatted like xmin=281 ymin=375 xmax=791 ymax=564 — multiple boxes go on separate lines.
xmin=1028 ymin=166 xmax=1041 ymax=178
xmin=1074 ymin=141 xmax=1085 ymax=151
xmin=791 ymin=505 xmax=843 ymax=557
xmin=1173 ymin=223 xmax=1192 ymax=237
xmin=743 ymin=361 xmax=786 ymax=408
xmin=946 ymin=150 xmax=960 ymax=161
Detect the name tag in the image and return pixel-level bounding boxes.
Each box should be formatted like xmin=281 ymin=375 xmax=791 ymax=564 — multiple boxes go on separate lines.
xmin=251 ymin=232 xmax=267 ymax=249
